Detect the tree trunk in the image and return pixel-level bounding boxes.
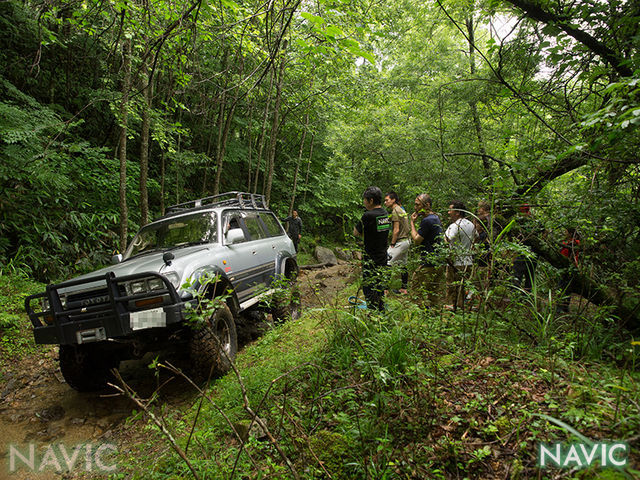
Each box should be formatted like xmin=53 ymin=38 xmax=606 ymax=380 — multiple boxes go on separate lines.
xmin=201 ymin=116 xmax=216 ymax=195
xmin=302 ymin=133 xmax=314 ymax=203
xmin=289 ymin=113 xmax=308 ymax=215
xmin=118 ymin=38 xmax=132 ymax=253
xmin=213 ymin=63 xmax=243 ymax=195
xmin=175 ymin=110 xmax=183 ymax=204
xmin=139 ymin=58 xmax=151 ymax=226
xmin=211 ymin=92 xmax=227 ymax=196
xmin=246 ymin=98 xmax=255 ymax=191
xmin=466 ymin=17 xmax=491 ymax=183
xmin=160 ymin=150 xmax=166 ymax=216
xmin=253 ymin=67 xmax=275 ymax=194
xmin=265 ymin=44 xmax=287 ymax=206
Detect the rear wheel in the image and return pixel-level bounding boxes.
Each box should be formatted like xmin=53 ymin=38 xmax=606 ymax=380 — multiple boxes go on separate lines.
xmin=59 ymin=345 xmax=119 ymax=392
xmin=189 ymin=303 xmax=238 ymax=381
xmin=271 ymin=275 xmax=301 ymax=324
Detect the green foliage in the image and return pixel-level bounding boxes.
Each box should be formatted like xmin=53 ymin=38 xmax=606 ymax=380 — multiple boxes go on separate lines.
xmin=3 ymin=0 xmax=640 ymax=475
xmin=114 ymin=282 xmax=640 ymax=478
xmin=0 ymin=76 xmax=146 ymax=280
xmin=0 ymin=273 xmax=45 ymax=361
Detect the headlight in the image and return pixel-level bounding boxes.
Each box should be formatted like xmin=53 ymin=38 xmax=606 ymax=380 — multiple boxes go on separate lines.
xmin=148 ymin=278 xmax=165 ymax=291
xmin=40 ymin=298 xmax=50 ymax=312
xmin=124 ymin=274 xmax=181 ymax=296
xmin=163 ymin=271 xmax=181 ymax=290
xmin=130 ymin=281 xmax=147 ymax=294
xmin=41 ymin=295 xmax=66 ymax=311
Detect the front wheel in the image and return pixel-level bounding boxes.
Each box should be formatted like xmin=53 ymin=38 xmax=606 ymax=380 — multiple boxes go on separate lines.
xmin=59 ymin=345 xmax=119 ymax=392
xmin=189 ymin=303 xmax=238 ymax=381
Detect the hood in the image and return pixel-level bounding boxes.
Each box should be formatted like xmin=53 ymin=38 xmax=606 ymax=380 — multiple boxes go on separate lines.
xmin=58 ymin=245 xmax=211 ymax=295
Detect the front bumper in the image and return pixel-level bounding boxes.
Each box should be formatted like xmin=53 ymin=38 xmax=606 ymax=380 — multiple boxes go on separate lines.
xmin=25 ymin=272 xmax=188 ymax=345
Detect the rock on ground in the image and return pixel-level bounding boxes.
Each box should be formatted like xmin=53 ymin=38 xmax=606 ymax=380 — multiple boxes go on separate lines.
xmin=314 ymin=246 xmax=338 ymax=265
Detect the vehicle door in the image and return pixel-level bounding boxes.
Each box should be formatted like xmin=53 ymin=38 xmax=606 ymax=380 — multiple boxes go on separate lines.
xmin=258 ymin=212 xmax=287 ymax=287
xmin=241 ymin=211 xmax=276 ymax=290
xmin=221 ymin=210 xmax=269 ymax=304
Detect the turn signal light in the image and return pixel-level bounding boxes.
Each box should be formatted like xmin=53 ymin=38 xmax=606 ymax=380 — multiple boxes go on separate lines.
xmin=134 ymin=296 xmax=164 ymax=308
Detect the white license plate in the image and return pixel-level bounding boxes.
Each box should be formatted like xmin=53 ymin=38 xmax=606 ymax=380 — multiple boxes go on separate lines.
xmin=130 ymin=307 xmax=166 ymax=331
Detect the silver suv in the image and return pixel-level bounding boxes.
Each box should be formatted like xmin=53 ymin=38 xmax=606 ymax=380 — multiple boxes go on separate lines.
xmin=25 ymin=192 xmax=299 ymax=391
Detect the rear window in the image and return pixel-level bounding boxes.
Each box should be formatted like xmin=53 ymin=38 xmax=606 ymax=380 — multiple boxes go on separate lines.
xmin=244 ymin=212 xmax=268 ymax=240
xmin=261 ymin=213 xmax=285 ymax=237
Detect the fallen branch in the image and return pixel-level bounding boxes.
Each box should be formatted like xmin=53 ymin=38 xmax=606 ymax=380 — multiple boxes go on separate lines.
xmin=158 ymin=362 xmax=259 ymax=471
xmin=109 ymin=370 xmax=201 ymax=480
xmin=300 ymin=262 xmax=332 ymax=270
xmin=201 ymin=329 xmax=302 ymax=480
xmin=226 ymin=357 xmax=302 ymax=480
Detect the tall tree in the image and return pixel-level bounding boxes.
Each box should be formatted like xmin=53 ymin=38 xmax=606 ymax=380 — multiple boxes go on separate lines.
xmin=265 ymin=42 xmax=287 ymax=206
xmin=254 ymin=67 xmax=275 ymax=194
xmin=289 ymin=112 xmax=309 ymax=214
xmin=118 ymin=37 xmax=132 ymax=253
xmin=139 ymin=60 xmax=151 ymax=226
xmin=465 ymin=15 xmax=491 ymax=183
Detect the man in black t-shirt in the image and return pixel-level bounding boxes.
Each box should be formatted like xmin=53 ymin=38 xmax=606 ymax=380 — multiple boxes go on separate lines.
xmin=354 ymin=186 xmax=390 ymax=311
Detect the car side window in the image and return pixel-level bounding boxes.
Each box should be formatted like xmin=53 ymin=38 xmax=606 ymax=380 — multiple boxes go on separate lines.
xmin=223 ymin=212 xmax=247 ymax=243
xmin=261 ymin=213 xmax=285 ymax=237
xmin=243 ymin=213 xmax=268 ymax=240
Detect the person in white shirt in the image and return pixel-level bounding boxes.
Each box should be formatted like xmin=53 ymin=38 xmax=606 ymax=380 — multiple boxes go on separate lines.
xmin=444 ymin=200 xmax=476 ymax=310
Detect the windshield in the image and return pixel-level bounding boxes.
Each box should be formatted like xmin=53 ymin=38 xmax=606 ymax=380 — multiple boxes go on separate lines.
xmin=125 ymin=212 xmax=217 ymax=258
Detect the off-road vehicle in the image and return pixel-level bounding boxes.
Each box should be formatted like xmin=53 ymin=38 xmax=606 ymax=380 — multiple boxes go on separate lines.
xmin=25 ymin=192 xmax=299 ymax=391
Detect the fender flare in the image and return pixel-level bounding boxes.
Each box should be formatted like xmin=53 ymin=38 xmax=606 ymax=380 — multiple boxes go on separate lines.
xmin=275 ymin=253 xmax=299 ymax=280
xmin=191 ymin=267 xmax=241 ymax=316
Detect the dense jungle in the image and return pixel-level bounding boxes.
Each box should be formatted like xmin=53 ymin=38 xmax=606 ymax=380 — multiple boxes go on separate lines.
xmin=1 ymin=0 xmax=640 ymax=478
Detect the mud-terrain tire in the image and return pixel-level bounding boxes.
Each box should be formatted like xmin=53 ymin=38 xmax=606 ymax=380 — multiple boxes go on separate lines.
xmin=189 ymin=303 xmax=238 ymax=381
xmin=59 ymin=345 xmax=119 ymax=392
xmin=271 ymin=277 xmax=301 ymax=324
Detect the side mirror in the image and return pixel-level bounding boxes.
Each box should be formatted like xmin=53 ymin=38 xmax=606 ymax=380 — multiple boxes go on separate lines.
xmin=111 ymin=254 xmax=123 ymax=264
xmin=226 ymin=228 xmax=245 ymax=245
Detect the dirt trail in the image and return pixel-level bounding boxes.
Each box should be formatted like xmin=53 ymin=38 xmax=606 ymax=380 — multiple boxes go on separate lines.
xmin=0 ymin=262 xmax=355 ymax=479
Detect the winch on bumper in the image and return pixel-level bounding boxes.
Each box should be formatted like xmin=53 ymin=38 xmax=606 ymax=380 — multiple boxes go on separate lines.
xmin=25 ymin=272 xmax=189 ymax=345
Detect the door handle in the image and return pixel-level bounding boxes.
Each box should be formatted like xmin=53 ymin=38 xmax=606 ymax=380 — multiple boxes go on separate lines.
xmin=252 ymin=251 xmax=257 ymax=255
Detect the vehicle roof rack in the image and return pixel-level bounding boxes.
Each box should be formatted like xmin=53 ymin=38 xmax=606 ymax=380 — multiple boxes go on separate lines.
xmin=165 ymin=192 xmax=268 ymax=215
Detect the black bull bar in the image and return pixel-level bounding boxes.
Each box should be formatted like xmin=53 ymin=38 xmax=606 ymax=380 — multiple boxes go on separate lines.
xmin=24 ymin=272 xmax=186 ymax=345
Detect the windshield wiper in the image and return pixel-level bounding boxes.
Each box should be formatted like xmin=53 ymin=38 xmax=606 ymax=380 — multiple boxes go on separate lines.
xmin=125 ymin=248 xmax=165 ymax=260
xmin=164 ymin=241 xmax=208 ymax=252
xmin=125 ymin=241 xmax=208 ymax=261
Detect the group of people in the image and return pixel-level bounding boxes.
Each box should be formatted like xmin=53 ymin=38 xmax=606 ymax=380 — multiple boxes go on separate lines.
xmin=354 ymin=186 xmax=493 ymax=312
xmin=286 ymin=188 xmax=579 ymax=314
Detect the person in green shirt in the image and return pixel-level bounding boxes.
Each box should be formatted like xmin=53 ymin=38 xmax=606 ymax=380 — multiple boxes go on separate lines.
xmin=384 ymin=191 xmax=411 ymax=293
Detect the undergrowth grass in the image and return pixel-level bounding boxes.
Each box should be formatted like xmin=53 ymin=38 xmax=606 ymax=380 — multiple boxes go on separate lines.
xmin=113 ymin=280 xmax=639 ymax=480
xmin=0 ymin=273 xmax=47 ymax=371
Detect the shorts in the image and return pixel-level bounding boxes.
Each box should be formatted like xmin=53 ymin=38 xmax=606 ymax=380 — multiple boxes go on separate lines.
xmin=387 ymin=238 xmax=410 ymax=265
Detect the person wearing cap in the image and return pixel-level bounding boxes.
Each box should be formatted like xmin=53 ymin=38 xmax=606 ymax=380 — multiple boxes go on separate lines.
xmin=444 ymin=200 xmax=476 ymax=310
xmin=410 ymin=194 xmax=444 ymax=307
